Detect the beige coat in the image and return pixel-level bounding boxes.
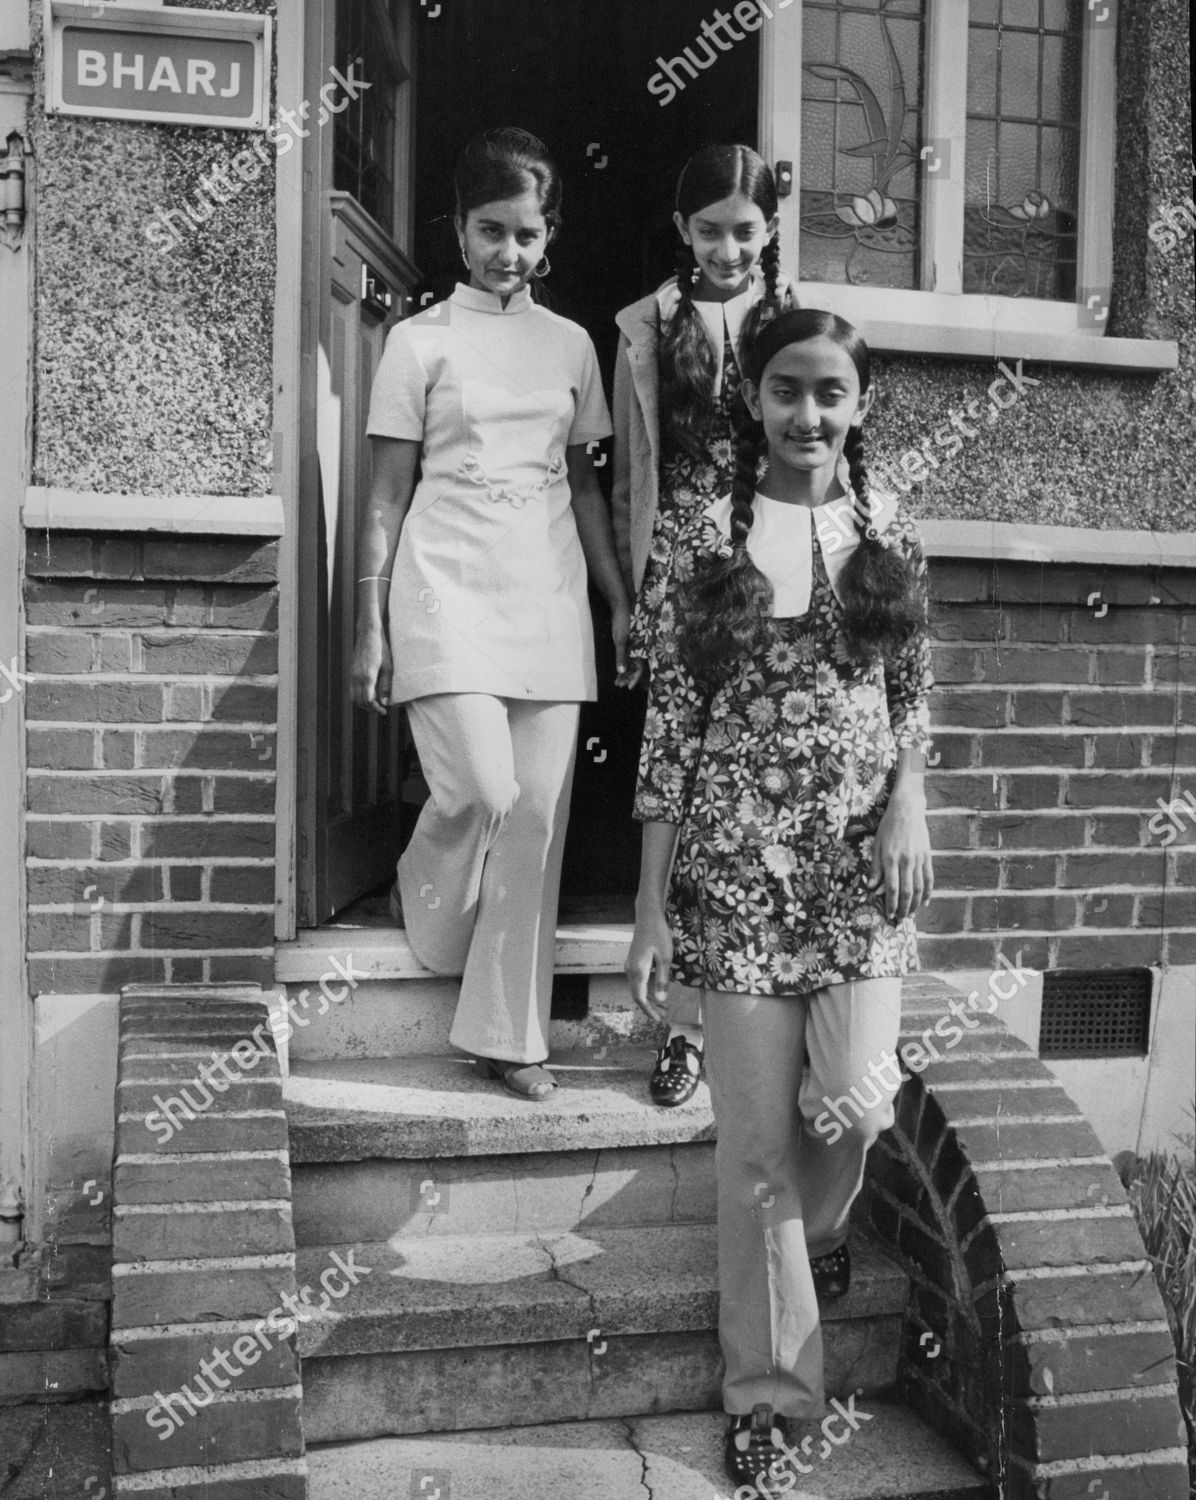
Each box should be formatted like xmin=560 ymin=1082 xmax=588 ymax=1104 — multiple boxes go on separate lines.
xmin=611 ymin=272 xmax=800 ymax=593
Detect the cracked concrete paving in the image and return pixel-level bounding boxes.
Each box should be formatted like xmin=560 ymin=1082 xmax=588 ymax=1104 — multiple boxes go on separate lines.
xmin=306 ymin=1397 xmax=988 ymax=1498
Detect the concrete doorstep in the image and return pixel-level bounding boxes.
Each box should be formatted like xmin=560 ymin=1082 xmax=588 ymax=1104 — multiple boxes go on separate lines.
xmin=305 ymin=1400 xmax=990 ymax=1500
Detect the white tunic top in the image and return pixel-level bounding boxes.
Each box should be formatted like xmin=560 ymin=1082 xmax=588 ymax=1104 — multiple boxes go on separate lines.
xmin=366 ymin=283 xmax=613 ymax=703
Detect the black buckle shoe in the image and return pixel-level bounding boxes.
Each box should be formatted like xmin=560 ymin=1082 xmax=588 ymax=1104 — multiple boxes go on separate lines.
xmin=724 ymin=1404 xmax=795 ymax=1494
xmin=648 ymin=1033 xmax=703 ymax=1107
xmin=810 ymin=1241 xmax=851 ymax=1301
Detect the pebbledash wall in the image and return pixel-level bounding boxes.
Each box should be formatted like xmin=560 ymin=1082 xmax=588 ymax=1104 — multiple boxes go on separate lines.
xmin=17 ymin=0 xmax=1196 ymax=1224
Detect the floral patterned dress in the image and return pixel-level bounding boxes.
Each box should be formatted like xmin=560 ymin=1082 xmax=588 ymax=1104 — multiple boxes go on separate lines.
xmin=633 ymin=503 xmax=934 ymax=997
xmin=628 ymin=323 xmax=741 ymax=668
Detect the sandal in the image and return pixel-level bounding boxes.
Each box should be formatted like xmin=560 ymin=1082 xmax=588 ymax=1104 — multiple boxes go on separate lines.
xmin=810 ymin=1241 xmax=851 ymax=1301
xmin=724 ymin=1404 xmax=797 ymax=1494
xmin=649 ymin=1033 xmax=703 ymax=1107
xmin=471 ymin=1055 xmax=556 ymax=1102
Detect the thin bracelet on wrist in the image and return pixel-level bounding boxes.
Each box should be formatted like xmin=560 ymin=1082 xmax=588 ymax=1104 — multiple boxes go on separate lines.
xmin=357 ymin=576 xmax=391 ymax=584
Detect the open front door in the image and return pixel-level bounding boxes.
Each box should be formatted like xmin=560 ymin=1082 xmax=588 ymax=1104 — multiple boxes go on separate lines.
xmin=296 ymin=0 xmax=418 ymax=925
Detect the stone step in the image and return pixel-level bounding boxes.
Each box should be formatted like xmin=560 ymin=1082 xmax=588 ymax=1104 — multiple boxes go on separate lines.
xmin=275 ymin=921 xmax=631 ymax=983
xmin=276 ymin=921 xmax=649 ymax=1061
xmin=283 ymin=972 xmax=656 ymax=1062
xmin=285 ymin=1048 xmax=716 ymax=1163
xmin=292 ymin=1134 xmax=716 ymax=1246
xmin=297 ymin=1226 xmax=906 ymax=1445
xmin=306 ymin=1401 xmax=992 ymax=1500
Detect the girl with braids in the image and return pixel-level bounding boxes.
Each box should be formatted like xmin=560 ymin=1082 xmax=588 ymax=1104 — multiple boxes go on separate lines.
xmin=625 ymin=309 xmax=933 ymax=1493
xmin=352 ymin=128 xmax=631 ymax=1101
xmin=612 ymin=143 xmax=799 ymax=1107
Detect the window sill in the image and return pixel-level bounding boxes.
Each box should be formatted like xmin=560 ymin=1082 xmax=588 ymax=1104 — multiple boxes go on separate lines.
xmin=24 ymin=488 xmax=285 ymax=536
xmin=796 ymin=283 xmax=1178 ymax=372
xmin=863 ymin=322 xmax=1177 ymax=371
xmin=921 ymin=519 xmax=1196 ymax=569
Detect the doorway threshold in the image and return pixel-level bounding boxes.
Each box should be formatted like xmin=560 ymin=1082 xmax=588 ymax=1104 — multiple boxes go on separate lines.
xmin=276 ymin=892 xmax=634 ymax=985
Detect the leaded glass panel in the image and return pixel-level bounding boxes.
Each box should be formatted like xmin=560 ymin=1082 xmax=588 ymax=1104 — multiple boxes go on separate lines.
xmin=799 ymin=0 xmax=927 ymax=289
xmin=963 ymin=0 xmax=1083 ymax=299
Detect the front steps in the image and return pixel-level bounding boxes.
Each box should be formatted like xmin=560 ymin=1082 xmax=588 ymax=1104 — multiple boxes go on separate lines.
xmin=306 ymin=1402 xmax=991 ymax=1499
xmin=295 ymin=1223 xmax=904 ymax=1444
xmin=278 ymin=918 xmax=994 ymax=1498
xmin=287 ymin=1048 xmax=907 ymax=1445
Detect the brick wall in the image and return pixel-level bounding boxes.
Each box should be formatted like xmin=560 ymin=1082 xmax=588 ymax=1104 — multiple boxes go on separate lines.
xmin=920 ymin=558 xmax=1196 ymax=972
xmin=864 ymin=974 xmax=1188 ymax=1500
xmin=22 ymin=542 xmax=1196 ymax=995
xmin=109 ymin=988 xmax=306 ymax=1498
xmin=24 ymin=533 xmax=280 ymax=995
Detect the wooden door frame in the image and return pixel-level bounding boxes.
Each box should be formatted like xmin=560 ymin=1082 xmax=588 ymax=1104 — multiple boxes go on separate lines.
xmin=283 ymin=0 xmax=417 ymax=932
xmin=0 ymin=60 xmax=32 ymax=1212
xmin=272 ymin=0 xmax=307 ymax=941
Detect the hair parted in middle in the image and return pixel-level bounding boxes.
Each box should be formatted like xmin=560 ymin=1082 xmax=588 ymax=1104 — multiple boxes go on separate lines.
xmin=677 ymin=308 xmax=927 ymax=690
xmin=659 ymin=144 xmax=783 ymax=461
xmin=453 ymin=125 xmax=563 ymax=231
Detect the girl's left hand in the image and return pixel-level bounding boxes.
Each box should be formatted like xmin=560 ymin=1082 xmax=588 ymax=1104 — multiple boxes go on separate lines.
xmin=871 ymin=788 xmax=934 ymax=922
xmin=611 ymin=598 xmax=637 ymax=688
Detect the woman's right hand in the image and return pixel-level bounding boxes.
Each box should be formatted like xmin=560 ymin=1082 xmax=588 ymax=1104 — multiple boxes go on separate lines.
xmin=625 ymin=907 xmax=673 ymax=1024
xmin=350 ymin=626 xmax=393 ymax=716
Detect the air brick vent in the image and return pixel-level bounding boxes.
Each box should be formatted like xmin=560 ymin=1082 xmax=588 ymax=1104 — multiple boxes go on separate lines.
xmin=1039 ymin=969 xmax=1153 ymax=1057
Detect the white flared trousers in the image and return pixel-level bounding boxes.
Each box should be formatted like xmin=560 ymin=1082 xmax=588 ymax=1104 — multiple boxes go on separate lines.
xmin=702 ymin=977 xmax=903 ymax=1419
xmin=398 ymin=693 xmax=579 ymax=1065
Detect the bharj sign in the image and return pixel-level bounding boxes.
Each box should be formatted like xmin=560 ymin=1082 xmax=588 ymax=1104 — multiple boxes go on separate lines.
xmin=47 ymin=2 xmax=271 ymax=130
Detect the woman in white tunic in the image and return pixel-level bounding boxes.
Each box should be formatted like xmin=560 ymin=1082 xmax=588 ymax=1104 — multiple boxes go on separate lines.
xmin=351 ymin=128 xmax=631 ymax=1100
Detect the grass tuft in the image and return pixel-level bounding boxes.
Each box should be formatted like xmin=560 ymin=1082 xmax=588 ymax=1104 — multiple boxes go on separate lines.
xmin=1122 ymin=1141 xmax=1196 ymax=1499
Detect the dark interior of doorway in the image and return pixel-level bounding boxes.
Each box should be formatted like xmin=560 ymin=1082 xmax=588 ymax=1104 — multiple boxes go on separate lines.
xmin=406 ymin=0 xmax=760 ymax=915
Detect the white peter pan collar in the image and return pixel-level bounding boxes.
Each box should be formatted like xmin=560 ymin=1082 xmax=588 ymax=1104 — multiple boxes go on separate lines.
xmin=655 ymin=276 xmax=760 ymax=359
xmin=704 ymin=478 xmax=900 ymax=606
xmin=451 ymin=282 xmax=534 ymax=315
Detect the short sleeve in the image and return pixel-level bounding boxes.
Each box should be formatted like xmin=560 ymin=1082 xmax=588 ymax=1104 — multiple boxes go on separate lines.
xmin=365 ymin=322 xmax=429 ymax=441
xmin=567 ymin=335 xmax=613 ymax=446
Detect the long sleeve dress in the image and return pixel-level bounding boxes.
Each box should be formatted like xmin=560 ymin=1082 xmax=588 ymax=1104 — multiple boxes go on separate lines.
xmin=633 ymin=493 xmax=934 ymax=997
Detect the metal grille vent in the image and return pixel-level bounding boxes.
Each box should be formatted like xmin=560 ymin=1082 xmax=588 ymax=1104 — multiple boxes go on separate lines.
xmin=1039 ymin=969 xmax=1152 ymax=1058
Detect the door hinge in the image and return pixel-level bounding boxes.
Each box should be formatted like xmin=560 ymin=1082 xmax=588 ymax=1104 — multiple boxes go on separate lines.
xmin=0 ymin=130 xmax=29 ymax=252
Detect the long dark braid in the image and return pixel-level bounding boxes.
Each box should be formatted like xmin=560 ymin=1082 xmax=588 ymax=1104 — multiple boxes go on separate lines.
xmin=659 ymin=144 xmax=781 ymax=461
xmin=659 ymin=237 xmax=718 ymax=460
xmin=837 ymin=423 xmax=926 ymax=661
xmin=738 ymin=231 xmax=784 ymax=357
xmin=679 ymin=308 xmax=926 ymax=686
xmin=677 ymin=394 xmax=775 ymax=688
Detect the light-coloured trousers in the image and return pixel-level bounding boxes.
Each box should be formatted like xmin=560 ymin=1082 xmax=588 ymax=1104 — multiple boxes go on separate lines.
xmin=702 ymin=978 xmax=903 ymax=1419
xmin=398 ymin=693 xmax=579 ymax=1065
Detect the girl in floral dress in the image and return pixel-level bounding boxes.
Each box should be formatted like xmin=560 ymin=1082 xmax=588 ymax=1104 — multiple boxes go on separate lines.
xmin=625 ymin=308 xmax=934 ymax=1494
xmin=612 ymin=143 xmax=798 ymax=1105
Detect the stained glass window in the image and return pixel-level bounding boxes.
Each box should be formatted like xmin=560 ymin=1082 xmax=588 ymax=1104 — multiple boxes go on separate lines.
xmin=963 ymin=0 xmax=1083 ymax=298
xmin=799 ymin=0 xmax=926 ymax=290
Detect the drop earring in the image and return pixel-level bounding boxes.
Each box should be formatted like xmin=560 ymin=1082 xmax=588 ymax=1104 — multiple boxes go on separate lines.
xmin=531 ymin=254 xmax=551 ymax=279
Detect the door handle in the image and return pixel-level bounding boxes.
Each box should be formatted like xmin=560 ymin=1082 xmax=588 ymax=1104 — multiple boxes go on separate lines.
xmin=360 ymin=263 xmax=393 ymax=317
